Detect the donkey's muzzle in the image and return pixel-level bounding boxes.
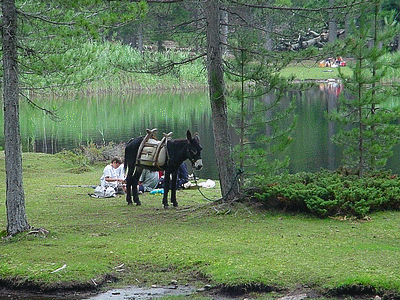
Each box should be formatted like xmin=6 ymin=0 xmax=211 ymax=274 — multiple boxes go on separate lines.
xmin=194 ymin=159 xmax=203 ymax=170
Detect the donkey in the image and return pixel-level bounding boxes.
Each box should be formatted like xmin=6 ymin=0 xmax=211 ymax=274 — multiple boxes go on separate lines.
xmin=124 ymin=130 xmax=203 ymax=208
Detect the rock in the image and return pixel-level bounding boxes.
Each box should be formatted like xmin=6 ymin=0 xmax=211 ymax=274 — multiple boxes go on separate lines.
xmin=278 ymin=293 xmax=308 ymax=300
xmin=196 ymin=284 xmax=212 ymax=293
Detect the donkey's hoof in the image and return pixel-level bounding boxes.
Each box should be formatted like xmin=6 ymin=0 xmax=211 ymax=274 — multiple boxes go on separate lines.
xmin=127 ymin=201 xmax=133 ymax=205
xmin=172 ymin=203 xmax=178 ymax=207
xmin=163 ymin=205 xmax=169 ymax=209
xmin=135 ymin=201 xmax=142 ymax=206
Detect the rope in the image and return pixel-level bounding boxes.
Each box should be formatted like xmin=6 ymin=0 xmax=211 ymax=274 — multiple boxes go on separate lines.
xmin=192 ymin=168 xmax=244 ymax=202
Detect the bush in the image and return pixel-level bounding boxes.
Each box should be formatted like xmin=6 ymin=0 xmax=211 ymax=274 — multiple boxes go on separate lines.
xmin=56 ymin=141 xmax=126 ymax=167
xmin=251 ymin=170 xmax=400 ymax=218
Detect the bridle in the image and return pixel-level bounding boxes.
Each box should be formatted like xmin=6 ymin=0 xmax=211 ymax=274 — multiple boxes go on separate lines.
xmin=186 ymin=138 xmax=201 ymax=167
xmin=187 ymin=147 xmax=200 ymax=167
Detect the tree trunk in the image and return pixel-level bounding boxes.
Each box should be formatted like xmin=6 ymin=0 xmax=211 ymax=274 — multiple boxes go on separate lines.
xmin=194 ymin=6 xmax=201 ymax=53
xmin=264 ymin=15 xmax=273 ymax=51
xmin=2 ymin=0 xmax=30 ymax=235
xmin=344 ymin=15 xmax=350 ymax=39
xmin=204 ymin=0 xmax=239 ymax=200
xmin=328 ymin=0 xmax=337 ymax=43
xmin=398 ymin=33 xmax=400 ymax=52
xmin=138 ymin=22 xmax=143 ymax=55
xmin=221 ymin=9 xmax=228 ymax=56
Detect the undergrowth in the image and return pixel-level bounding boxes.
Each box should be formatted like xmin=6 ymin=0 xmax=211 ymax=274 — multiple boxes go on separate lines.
xmin=251 ymin=169 xmax=400 ymax=218
xmin=56 ymin=141 xmax=125 ymax=168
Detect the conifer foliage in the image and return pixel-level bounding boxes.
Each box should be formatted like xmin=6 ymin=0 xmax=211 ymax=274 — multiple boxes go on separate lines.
xmin=327 ymin=0 xmax=400 ymax=177
xmin=226 ymin=41 xmax=297 ymax=188
xmin=1 ymin=0 xmax=145 ymax=235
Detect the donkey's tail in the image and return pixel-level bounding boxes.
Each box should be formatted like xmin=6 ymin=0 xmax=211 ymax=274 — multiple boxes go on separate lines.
xmin=124 ymin=140 xmax=135 ymax=174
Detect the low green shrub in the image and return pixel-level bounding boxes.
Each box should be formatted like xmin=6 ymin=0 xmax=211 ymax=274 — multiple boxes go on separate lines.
xmin=56 ymin=141 xmax=125 ymax=169
xmin=251 ymin=170 xmax=400 ymax=218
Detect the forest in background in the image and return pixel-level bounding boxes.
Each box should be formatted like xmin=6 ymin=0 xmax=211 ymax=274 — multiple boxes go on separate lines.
xmin=109 ymin=0 xmax=400 ymax=54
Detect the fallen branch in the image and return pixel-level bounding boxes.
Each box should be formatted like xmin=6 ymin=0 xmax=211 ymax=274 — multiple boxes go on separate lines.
xmin=51 ymin=264 xmax=67 ymax=273
xmin=56 ymin=185 xmax=96 ymax=188
xmin=28 ymin=227 xmax=49 ymax=236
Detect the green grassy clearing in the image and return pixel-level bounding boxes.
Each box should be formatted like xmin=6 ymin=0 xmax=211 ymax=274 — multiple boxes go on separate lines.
xmin=279 ymin=60 xmax=352 ymax=81
xmin=1 ymin=152 xmax=400 ymax=298
xmin=39 ymin=41 xmax=400 ymax=92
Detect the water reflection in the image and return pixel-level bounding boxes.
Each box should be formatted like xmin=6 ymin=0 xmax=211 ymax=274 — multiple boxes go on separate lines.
xmin=287 ymin=81 xmax=342 ymax=174
xmin=1 ymin=85 xmax=399 ymax=178
xmin=15 ymin=92 xmax=218 ymax=179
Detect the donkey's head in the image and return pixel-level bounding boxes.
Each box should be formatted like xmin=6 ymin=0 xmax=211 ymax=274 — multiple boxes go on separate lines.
xmin=186 ymin=130 xmax=203 ymax=170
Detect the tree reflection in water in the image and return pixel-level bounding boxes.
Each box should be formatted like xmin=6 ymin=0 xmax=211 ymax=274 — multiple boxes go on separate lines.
xmin=4 ymin=86 xmax=400 ymax=178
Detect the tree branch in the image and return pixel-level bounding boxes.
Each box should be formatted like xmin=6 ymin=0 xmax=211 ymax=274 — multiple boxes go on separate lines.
xmin=147 ymin=0 xmax=184 ymax=2
xmin=17 ymin=9 xmax=77 ymax=26
xmin=116 ymin=52 xmax=207 ymax=75
xmin=230 ymin=1 xmax=364 ymax=12
xmin=20 ymin=92 xmax=62 ymax=122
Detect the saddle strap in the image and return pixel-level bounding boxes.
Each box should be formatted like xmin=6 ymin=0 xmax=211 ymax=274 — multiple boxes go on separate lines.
xmin=153 ymin=131 xmax=172 ymax=164
xmin=136 ymin=129 xmax=172 ymax=168
xmin=136 ymin=128 xmax=158 ymax=163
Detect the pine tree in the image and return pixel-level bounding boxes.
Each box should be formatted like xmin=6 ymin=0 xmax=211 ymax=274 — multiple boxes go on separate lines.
xmin=1 ymin=0 xmax=144 ymax=235
xmin=226 ymin=29 xmax=297 ymax=188
xmin=328 ymin=0 xmax=400 ymax=177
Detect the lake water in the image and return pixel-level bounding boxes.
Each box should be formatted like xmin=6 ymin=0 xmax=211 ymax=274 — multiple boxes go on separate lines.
xmin=2 ymin=83 xmax=400 ymax=179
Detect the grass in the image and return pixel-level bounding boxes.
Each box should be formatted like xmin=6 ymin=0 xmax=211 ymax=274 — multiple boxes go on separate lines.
xmin=32 ymin=40 xmax=354 ymax=95
xmin=24 ymin=40 xmax=208 ymax=93
xmin=1 ymin=152 xmax=400 ymax=298
xmin=280 ymin=60 xmax=353 ymax=81
xmin=27 ymin=39 xmax=400 ymax=95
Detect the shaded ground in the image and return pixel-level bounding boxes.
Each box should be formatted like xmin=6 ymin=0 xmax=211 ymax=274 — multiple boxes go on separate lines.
xmin=85 ymin=284 xmax=196 ymax=299
xmin=1 ymin=281 xmax=399 ymax=300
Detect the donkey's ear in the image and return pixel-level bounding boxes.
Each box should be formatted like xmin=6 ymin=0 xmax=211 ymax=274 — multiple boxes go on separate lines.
xmin=186 ymin=130 xmax=192 ymax=141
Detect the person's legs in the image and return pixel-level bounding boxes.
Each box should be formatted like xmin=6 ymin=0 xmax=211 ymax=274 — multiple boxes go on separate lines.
xmin=138 ymin=184 xmax=144 ymax=194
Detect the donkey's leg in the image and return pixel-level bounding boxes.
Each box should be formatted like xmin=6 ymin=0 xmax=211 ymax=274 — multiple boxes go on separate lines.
xmin=162 ymin=170 xmax=170 ymax=208
xmin=170 ymin=170 xmax=178 ymax=207
xmin=126 ymin=168 xmax=134 ymax=205
xmin=132 ymin=167 xmax=142 ymax=206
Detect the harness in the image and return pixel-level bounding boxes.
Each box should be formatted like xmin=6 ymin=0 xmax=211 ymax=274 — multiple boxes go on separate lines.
xmin=186 ymin=146 xmax=198 ymax=167
xmin=136 ymin=128 xmax=172 ymax=170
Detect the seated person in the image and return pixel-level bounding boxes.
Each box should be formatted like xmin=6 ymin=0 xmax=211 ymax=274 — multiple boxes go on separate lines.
xmin=176 ymin=162 xmax=189 ymax=189
xmin=100 ymin=157 xmax=125 ymax=193
xmin=158 ymin=162 xmax=189 ymax=189
xmin=138 ymin=169 xmax=160 ymax=192
xmin=116 ymin=161 xmax=125 ymax=180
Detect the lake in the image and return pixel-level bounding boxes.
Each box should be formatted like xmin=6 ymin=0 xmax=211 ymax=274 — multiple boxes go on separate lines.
xmin=2 ymin=83 xmax=400 ymax=179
